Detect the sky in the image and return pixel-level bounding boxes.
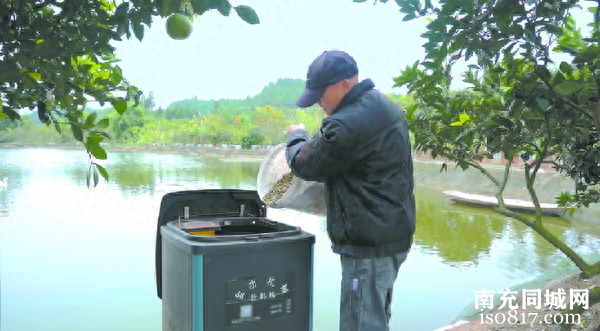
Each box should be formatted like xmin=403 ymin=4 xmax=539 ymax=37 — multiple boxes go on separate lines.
xmin=111 ymin=0 xmax=430 ymax=109
xmin=111 ymin=0 xmax=596 ymax=109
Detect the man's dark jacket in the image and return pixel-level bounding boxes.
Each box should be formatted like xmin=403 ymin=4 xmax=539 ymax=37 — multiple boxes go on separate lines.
xmin=286 ymin=79 xmax=416 ymax=257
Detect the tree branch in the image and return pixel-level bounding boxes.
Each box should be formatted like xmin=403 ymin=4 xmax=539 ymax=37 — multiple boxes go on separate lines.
xmin=494 ymin=205 xmax=593 ymax=275
xmin=495 ymin=153 xmax=513 ymax=209
xmin=444 ymin=152 xmax=502 ymax=187
xmin=535 ymin=71 xmax=594 ymax=120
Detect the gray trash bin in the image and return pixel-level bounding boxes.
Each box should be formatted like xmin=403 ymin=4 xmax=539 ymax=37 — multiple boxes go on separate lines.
xmin=155 ymin=189 xmax=315 ymax=331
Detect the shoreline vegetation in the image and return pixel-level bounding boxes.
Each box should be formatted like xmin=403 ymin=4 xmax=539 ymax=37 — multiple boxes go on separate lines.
xmin=0 ymin=142 xmax=563 ymax=167
xmin=0 ymin=142 xmax=271 ymax=161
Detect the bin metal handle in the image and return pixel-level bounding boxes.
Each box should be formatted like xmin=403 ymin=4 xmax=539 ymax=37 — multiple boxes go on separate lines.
xmin=244 ymin=234 xmax=274 ymax=242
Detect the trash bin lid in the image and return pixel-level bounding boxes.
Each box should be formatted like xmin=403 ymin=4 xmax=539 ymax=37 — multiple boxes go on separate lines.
xmin=155 ymin=189 xmax=266 ymax=299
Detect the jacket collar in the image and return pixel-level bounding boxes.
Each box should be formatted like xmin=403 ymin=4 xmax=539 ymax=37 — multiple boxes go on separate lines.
xmin=331 ymin=79 xmax=375 ymax=115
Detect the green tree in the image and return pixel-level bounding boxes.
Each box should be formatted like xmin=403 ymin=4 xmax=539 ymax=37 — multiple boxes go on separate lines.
xmin=155 ymin=106 xmax=165 ymax=118
xmin=1 ymin=0 xmax=259 ymax=187
xmin=392 ymin=0 xmax=600 ymax=287
xmin=253 ymin=105 xmax=286 ymax=144
xmin=109 ymin=105 xmax=148 ymax=142
xmin=140 ymin=91 xmax=156 ymax=111
xmin=0 ymin=117 xmax=18 ymax=143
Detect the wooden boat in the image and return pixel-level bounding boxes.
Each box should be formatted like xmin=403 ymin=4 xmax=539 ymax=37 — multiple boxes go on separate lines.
xmin=442 ymin=190 xmax=565 ymax=216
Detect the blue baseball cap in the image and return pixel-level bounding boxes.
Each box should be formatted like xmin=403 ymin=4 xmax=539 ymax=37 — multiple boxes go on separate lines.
xmin=296 ymin=50 xmax=359 ymax=108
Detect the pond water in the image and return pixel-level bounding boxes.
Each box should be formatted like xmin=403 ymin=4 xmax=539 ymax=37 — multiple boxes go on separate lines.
xmin=2 ymin=147 xmax=600 ymax=331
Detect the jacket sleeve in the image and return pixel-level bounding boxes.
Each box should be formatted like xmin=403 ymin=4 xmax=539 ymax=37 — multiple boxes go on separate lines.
xmin=285 ymin=119 xmax=356 ymax=182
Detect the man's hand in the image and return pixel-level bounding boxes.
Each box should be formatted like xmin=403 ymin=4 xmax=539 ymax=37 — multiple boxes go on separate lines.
xmin=287 ymin=123 xmax=306 ymax=135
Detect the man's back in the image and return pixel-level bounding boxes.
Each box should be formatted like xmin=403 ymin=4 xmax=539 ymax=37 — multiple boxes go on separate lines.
xmin=286 ymin=50 xmax=415 ymax=331
xmin=319 ymin=80 xmax=416 ymax=257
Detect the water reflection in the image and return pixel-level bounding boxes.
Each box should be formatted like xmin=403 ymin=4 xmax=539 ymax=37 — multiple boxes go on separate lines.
xmin=414 ymin=187 xmax=598 ymax=276
xmin=0 ymin=189 xmax=9 ymax=217
xmin=415 ymin=188 xmax=504 ymax=266
xmin=62 ymin=152 xmax=262 ymax=195
xmin=106 ymin=153 xmax=159 ymax=193
xmin=3 ymin=147 xmax=600 ymax=331
xmin=198 ymin=157 xmax=261 ymax=189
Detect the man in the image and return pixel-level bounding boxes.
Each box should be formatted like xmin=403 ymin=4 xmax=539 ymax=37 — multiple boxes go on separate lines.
xmin=285 ymin=50 xmax=416 ymax=331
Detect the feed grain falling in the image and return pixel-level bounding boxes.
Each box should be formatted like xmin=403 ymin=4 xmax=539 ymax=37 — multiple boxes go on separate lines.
xmin=262 ymin=172 xmax=295 ymax=206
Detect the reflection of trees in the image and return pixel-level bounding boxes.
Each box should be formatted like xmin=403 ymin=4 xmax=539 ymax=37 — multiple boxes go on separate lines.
xmin=0 ymin=188 xmax=9 ymax=217
xmin=496 ymin=218 xmax=575 ymax=275
xmin=413 ymin=187 xmax=574 ymax=270
xmin=64 ymin=152 xmax=262 ymax=193
xmin=414 ymin=188 xmax=498 ymax=265
xmin=414 ymin=186 xmax=580 ymax=274
xmin=195 ymin=157 xmax=260 ymax=189
xmin=108 ymin=156 xmax=157 ymax=193
xmin=65 ymin=152 xmax=157 ymax=193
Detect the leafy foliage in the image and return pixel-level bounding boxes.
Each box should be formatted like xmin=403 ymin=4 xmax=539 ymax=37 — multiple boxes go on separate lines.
xmin=391 ymin=0 xmax=600 ymax=277
xmin=0 ymin=0 xmax=259 ymax=187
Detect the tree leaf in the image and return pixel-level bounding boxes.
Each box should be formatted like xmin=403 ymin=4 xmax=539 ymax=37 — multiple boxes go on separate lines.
xmin=451 ymin=113 xmax=470 ymax=126
xmin=235 ymin=5 xmax=259 ymax=24
xmin=433 ymin=102 xmax=446 ymax=110
xmin=559 ymin=62 xmax=573 ymax=75
xmin=218 ymin=0 xmax=231 ymax=16
xmin=353 ymin=0 xmax=368 ymax=2
xmin=554 ymin=45 xmax=580 ymax=56
xmin=95 ymin=131 xmax=112 ymax=139
xmin=132 ymin=19 xmax=144 ymax=41
xmin=421 ymin=61 xmax=439 ymax=70
xmin=111 ymin=98 xmax=128 ymax=115
xmin=402 ymin=13 xmax=417 ymax=21
xmin=86 ymin=165 xmax=91 ymax=188
xmin=536 ymin=97 xmax=549 ymax=110
xmin=554 ymin=81 xmax=590 ymax=95
xmin=190 ymin=0 xmax=212 ymax=15
xmin=54 ymin=122 xmax=62 ymax=134
xmin=534 ymin=65 xmax=551 ymax=81
xmin=159 ymin=0 xmax=183 ymax=16
xmin=86 ymin=141 xmax=108 ymax=160
xmin=116 ymin=21 xmax=128 ymax=37
xmin=115 ymin=1 xmax=130 ymax=16
xmin=96 ymin=118 xmax=110 ymax=130
xmin=493 ymin=116 xmax=513 ymax=128
xmin=85 ymin=112 xmax=98 ymax=126
xmin=93 ymin=167 xmax=99 ymax=187
xmin=573 ymin=50 xmax=598 ymax=64
xmin=544 ymin=23 xmax=563 ymax=35
xmin=27 ymin=72 xmax=42 ymax=81
xmin=112 ymin=66 xmax=123 ymax=85
xmin=86 ymin=132 xmax=105 ymax=145
xmin=72 ymin=124 xmax=84 ymax=142
xmin=94 ymin=163 xmax=109 ymax=181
